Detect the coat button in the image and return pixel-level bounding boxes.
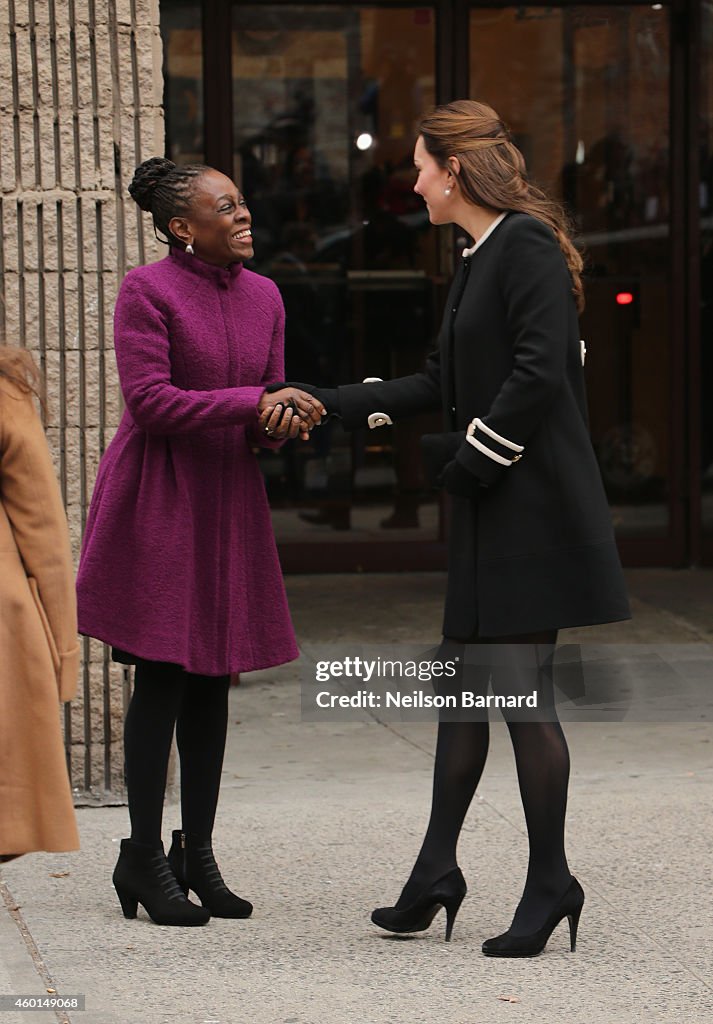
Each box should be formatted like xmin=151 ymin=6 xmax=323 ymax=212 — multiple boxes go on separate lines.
xmin=452 ymin=307 xmax=457 ymax=313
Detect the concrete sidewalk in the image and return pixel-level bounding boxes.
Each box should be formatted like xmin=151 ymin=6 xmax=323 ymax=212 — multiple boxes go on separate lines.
xmin=1 ymin=569 xmax=712 ymax=1024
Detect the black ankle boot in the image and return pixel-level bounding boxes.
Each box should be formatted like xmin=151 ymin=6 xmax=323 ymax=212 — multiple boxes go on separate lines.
xmin=167 ymin=830 xmax=253 ymax=919
xmin=112 ymin=839 xmax=211 ymax=926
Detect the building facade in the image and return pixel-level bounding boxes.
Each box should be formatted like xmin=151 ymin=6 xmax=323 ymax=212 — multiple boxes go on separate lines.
xmin=163 ymin=0 xmax=713 ymax=572
xmin=1 ymin=0 xmax=711 ymax=793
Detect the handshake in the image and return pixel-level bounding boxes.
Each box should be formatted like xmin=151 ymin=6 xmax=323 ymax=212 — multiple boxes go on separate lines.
xmin=257 ymin=384 xmax=330 ymax=441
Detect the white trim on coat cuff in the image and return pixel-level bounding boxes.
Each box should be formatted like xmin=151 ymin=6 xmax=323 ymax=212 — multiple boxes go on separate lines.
xmin=465 ymin=433 xmax=513 ymax=466
xmin=470 ymin=417 xmax=524 ymax=452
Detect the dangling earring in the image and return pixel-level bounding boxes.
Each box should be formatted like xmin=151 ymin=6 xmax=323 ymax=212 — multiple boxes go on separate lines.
xmin=185 ymin=242 xmax=194 ymax=255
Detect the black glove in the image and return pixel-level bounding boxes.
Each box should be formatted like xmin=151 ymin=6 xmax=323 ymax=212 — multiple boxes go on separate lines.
xmin=439 ymin=458 xmax=482 ymax=498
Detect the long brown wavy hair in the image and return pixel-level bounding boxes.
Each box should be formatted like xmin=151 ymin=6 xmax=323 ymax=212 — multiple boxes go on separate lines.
xmin=0 ymin=346 xmax=46 ymax=413
xmin=419 ymin=100 xmax=584 ymax=312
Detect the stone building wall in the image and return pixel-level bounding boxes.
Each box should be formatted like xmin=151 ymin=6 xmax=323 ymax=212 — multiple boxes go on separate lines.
xmin=0 ymin=0 xmax=165 ymax=797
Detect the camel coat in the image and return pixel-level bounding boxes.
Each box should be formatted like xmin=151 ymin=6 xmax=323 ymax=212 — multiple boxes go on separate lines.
xmin=0 ymin=379 xmax=80 ymax=855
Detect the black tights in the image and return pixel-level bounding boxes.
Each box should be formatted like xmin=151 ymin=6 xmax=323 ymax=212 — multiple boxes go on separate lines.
xmin=397 ymin=631 xmax=571 ymax=935
xmin=123 ymin=661 xmax=230 ymax=847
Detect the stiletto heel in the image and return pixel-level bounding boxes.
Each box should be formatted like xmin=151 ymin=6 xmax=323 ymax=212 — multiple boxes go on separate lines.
xmin=482 ymin=876 xmax=584 ymax=958
xmin=371 ymin=868 xmax=467 ymax=941
xmin=114 ymin=887 xmax=138 ymax=919
xmin=567 ymin=904 xmax=582 ymax=951
xmin=444 ymin=892 xmax=465 ymax=942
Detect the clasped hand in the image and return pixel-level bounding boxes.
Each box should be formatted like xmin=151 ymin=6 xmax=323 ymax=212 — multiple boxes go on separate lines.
xmin=257 ymin=387 xmax=327 ymax=440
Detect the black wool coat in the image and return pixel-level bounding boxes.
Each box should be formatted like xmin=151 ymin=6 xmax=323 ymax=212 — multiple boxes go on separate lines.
xmin=335 ymin=212 xmax=631 ymax=638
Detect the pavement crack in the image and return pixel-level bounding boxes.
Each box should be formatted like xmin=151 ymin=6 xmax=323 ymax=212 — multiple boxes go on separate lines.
xmin=0 ymin=879 xmax=72 ymax=1024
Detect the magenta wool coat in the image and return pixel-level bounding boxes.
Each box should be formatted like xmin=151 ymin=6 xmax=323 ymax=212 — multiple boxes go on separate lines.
xmin=76 ymin=248 xmax=299 ymax=676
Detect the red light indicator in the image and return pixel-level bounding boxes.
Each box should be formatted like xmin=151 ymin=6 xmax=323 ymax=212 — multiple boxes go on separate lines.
xmin=616 ymin=291 xmax=634 ymax=305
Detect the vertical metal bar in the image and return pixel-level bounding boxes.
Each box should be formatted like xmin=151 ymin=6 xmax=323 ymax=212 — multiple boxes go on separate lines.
xmin=68 ymin=0 xmax=90 ymax=787
xmin=108 ymin=0 xmax=129 ymax=779
xmin=95 ymin=196 xmax=113 ymax=791
xmin=28 ymin=0 xmax=42 ymax=187
xmin=9 ymin=0 xmax=22 ymax=186
xmin=68 ymin=1 xmax=82 ymax=189
xmin=88 ymin=0 xmax=103 ymax=796
xmin=36 ymin=203 xmax=47 ymax=400
xmin=48 ymin=0 xmax=62 ymax=185
xmin=0 ymin=200 xmax=5 ymax=343
xmin=89 ymin=0 xmax=101 ymax=174
xmin=57 ymin=198 xmax=72 ymax=782
xmin=16 ymin=201 xmax=25 ymax=346
xmin=96 ymin=203 xmax=106 ymax=459
xmin=130 ymin=0 xmax=146 ymax=265
xmin=74 ymin=191 xmax=91 ymax=790
xmin=77 ymin=194 xmax=92 ymax=791
xmin=107 ymin=0 xmax=127 ymax=280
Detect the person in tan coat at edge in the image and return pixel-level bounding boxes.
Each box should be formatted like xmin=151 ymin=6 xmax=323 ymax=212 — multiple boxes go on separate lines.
xmin=0 ymin=346 xmax=80 ymax=860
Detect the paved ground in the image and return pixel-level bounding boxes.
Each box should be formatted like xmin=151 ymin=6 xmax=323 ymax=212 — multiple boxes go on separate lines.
xmin=1 ymin=569 xmax=712 ymax=1024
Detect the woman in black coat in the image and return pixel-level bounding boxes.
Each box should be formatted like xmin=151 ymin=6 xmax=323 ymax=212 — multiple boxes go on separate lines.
xmin=275 ymin=100 xmax=629 ymax=955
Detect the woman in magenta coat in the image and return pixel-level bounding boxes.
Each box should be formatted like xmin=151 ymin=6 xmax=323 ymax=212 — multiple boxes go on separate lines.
xmin=77 ymin=158 xmax=323 ymax=927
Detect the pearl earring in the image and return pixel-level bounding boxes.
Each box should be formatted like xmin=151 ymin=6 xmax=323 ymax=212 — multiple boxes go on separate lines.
xmin=185 ymin=242 xmax=194 ymax=255
xmin=444 ymin=187 xmax=452 ymax=196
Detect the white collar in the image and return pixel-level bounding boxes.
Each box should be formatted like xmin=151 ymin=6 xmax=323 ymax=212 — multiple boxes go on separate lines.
xmin=462 ymin=212 xmax=508 ymax=258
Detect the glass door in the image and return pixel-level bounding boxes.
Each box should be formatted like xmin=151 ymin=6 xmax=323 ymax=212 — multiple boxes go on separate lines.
xmin=232 ymin=4 xmax=446 ymax=569
xmin=470 ymin=4 xmax=682 ymax=562
xmin=161 ymin=0 xmax=692 ymax=567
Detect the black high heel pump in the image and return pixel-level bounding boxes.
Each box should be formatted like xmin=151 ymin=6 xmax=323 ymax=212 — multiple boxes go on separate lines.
xmin=371 ymin=868 xmax=467 ymax=942
xmin=482 ymin=876 xmax=584 ymax=957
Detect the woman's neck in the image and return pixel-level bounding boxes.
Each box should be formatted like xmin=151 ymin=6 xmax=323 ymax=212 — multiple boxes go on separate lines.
xmin=455 ymin=204 xmax=502 ymax=245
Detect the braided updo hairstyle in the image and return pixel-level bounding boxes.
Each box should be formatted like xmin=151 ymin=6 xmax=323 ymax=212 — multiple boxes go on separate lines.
xmin=128 ymin=157 xmax=211 ymax=248
xmin=418 ymin=100 xmax=585 ymax=312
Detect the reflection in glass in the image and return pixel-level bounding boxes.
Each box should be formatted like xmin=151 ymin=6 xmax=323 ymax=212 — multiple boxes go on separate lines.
xmin=232 ymin=6 xmax=439 ymax=543
xmin=161 ymin=1 xmax=204 ymax=164
xmin=470 ymin=5 xmax=671 ymax=539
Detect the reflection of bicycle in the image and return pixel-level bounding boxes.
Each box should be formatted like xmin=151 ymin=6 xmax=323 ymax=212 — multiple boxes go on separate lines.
xmin=598 ymin=423 xmax=658 ymax=491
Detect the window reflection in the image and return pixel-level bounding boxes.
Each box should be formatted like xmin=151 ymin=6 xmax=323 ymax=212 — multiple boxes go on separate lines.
xmin=233 ymin=6 xmax=440 ymax=541
xmin=161 ymin=0 xmax=204 ymax=164
xmin=470 ymin=5 xmax=671 ymax=539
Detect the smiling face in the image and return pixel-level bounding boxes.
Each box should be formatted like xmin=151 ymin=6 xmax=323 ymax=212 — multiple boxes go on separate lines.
xmin=413 ymin=135 xmax=454 ymax=225
xmin=168 ymin=169 xmax=253 ymax=266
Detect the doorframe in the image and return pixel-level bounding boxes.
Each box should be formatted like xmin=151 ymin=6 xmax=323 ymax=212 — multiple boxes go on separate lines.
xmin=686 ymin=0 xmax=708 ymax=566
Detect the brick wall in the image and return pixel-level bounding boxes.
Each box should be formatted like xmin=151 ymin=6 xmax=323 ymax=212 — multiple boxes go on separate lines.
xmin=0 ymin=0 xmax=165 ymax=797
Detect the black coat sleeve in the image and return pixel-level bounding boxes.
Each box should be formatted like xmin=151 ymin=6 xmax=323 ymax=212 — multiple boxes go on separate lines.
xmin=455 ymin=217 xmax=571 ymax=486
xmin=335 ymin=347 xmax=442 ymax=429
